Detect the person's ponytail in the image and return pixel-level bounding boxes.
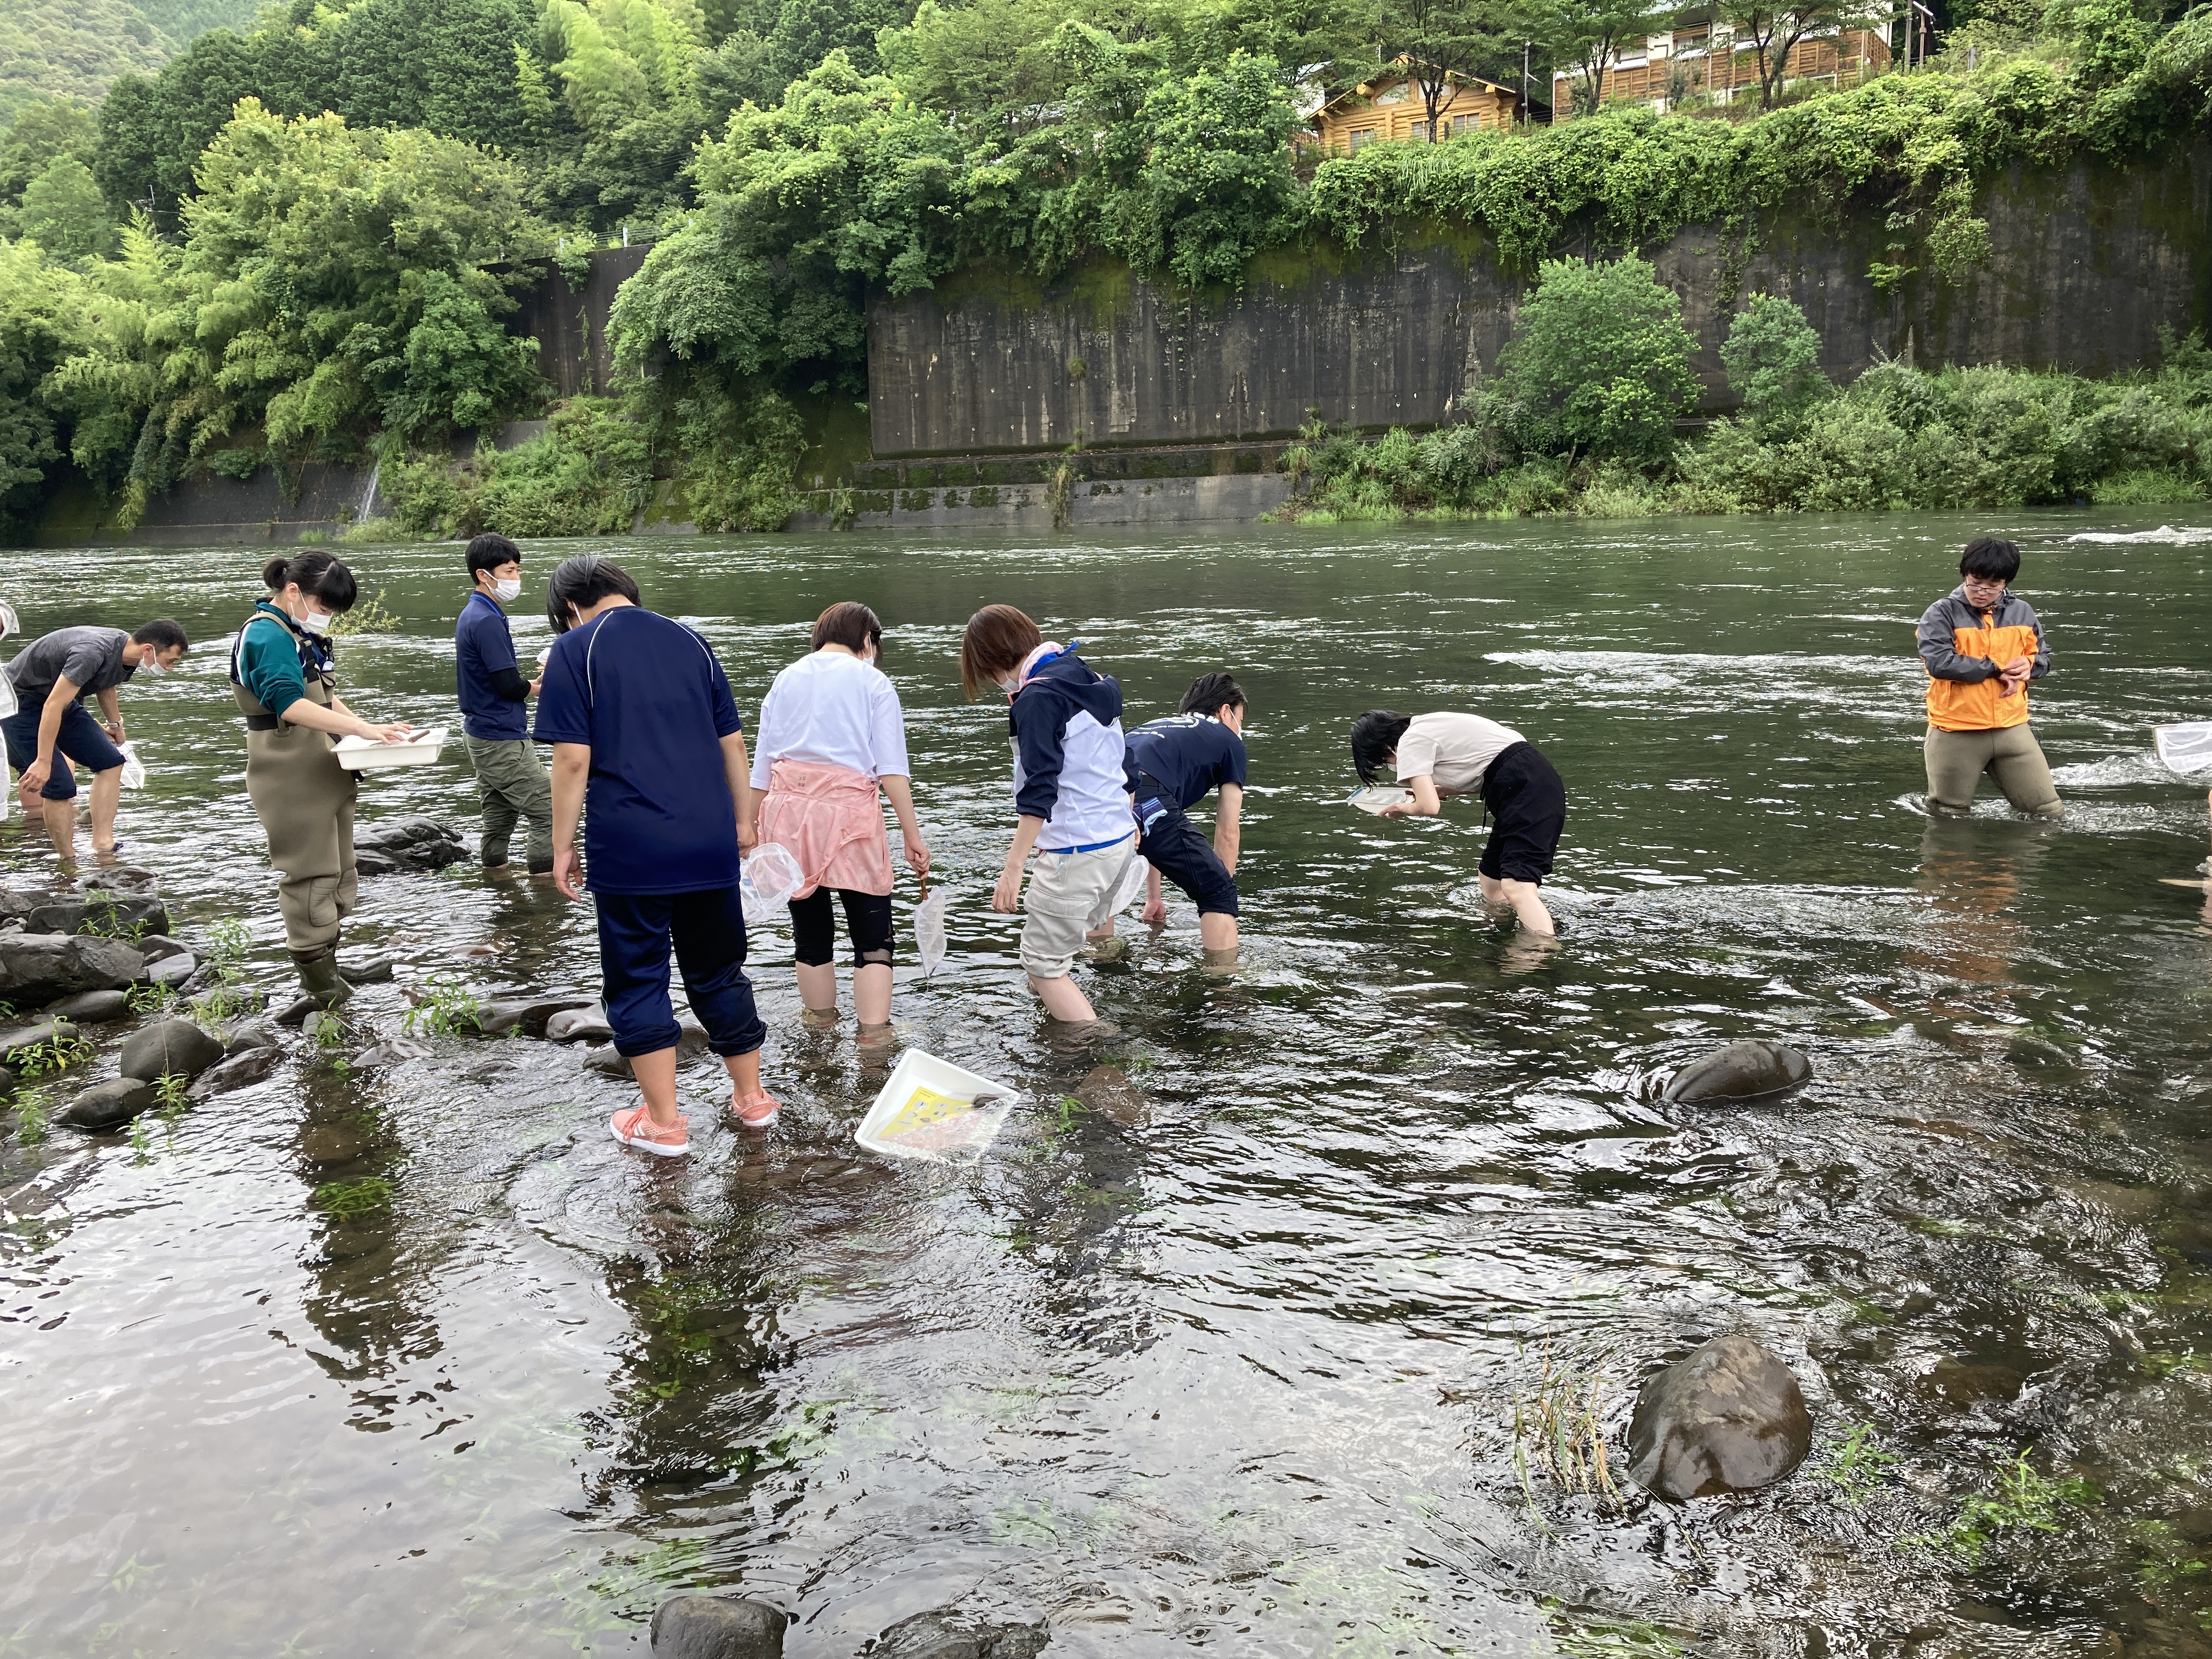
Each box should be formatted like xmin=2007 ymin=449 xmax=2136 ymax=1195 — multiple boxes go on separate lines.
xmin=261 ymin=556 xmax=291 ymax=590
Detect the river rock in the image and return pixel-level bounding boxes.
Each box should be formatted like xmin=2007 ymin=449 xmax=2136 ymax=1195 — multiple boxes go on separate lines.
xmin=77 ymin=864 xmax=160 ymax=893
xmin=0 ymin=884 xmax=61 ymax=924
xmin=477 ymin=995 xmax=597 ymax=1037
xmin=349 ymin=1036 xmax=433 ymax=1070
xmin=46 ymin=989 xmax=133 ymax=1023
xmin=0 ymin=933 xmax=146 ymax=1005
xmin=338 ymin=955 xmax=396 ymax=985
xmin=1074 ymin=1064 xmax=1146 ymax=1127
xmin=648 ymin=1594 xmax=786 ymax=1658
xmin=354 ymin=816 xmax=467 ymax=874
xmin=187 ymin=1046 xmax=284 ymax=1100
xmin=867 ymin=1611 xmax=1051 ymax=1658
xmin=1661 ymin=1040 xmax=1812 ymax=1105
xmin=584 ymin=1021 xmax=708 ymax=1077
xmin=59 ymin=1077 xmax=159 ymax=1130
xmin=27 ymin=894 xmax=171 ymax=940
xmin=545 ymin=1004 xmax=613 ymax=1043
xmin=120 ymin=1018 xmax=226 ymax=1082
xmin=224 ymin=1022 xmax=281 ymax=1056
xmin=0 ymin=1018 xmax=78 ymax=1058
xmin=146 ymin=952 xmax=198 ymax=989
xmin=1626 ymin=1336 xmax=1813 ymax=1500
xmin=136 ymin=934 xmax=190 ymax=962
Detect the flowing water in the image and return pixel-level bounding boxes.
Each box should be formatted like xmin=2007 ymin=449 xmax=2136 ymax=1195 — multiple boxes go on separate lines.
xmin=4 ymin=513 xmax=2212 ymax=1658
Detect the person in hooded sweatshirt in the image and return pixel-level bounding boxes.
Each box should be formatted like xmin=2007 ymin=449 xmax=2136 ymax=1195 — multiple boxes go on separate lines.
xmin=959 ymin=604 xmax=1136 ymax=1028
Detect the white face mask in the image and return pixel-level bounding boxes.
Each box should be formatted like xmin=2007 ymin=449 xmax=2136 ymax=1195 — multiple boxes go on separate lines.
xmin=493 ymin=578 xmax=521 ymax=603
xmin=997 ymin=674 xmax=1022 ymax=695
xmin=301 ymin=608 xmax=332 ymax=635
xmin=140 ymin=657 xmax=167 ymax=676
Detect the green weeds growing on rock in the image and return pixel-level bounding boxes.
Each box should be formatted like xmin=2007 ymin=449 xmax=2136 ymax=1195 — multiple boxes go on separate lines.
xmin=153 ymin=1073 xmax=190 ymax=1118
xmin=128 ymin=981 xmax=179 ymax=1018
xmin=403 ymin=974 xmax=483 ymax=1038
xmin=7 ymin=1035 xmax=92 ymax=1080
xmin=12 ymin=1096 xmax=49 ymax=1147
xmin=74 ymin=898 xmax=146 ymax=941
xmin=309 ymin=1176 xmax=394 ymax=1217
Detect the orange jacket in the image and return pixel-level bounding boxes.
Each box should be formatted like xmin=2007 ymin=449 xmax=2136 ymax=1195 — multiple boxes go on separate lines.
xmin=1917 ymin=587 xmax=2049 ymax=731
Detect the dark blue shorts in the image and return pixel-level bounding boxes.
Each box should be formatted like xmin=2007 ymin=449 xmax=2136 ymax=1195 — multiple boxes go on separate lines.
xmin=1136 ymin=798 xmax=1238 ymax=917
xmin=1477 ymin=742 xmax=1566 ymax=884
xmin=3 ymin=701 xmax=125 ymax=802
xmin=594 ymin=884 xmax=766 ymax=1060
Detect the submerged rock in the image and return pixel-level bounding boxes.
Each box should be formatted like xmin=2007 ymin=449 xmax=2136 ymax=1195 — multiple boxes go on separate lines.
xmin=648 ymin=1594 xmax=786 ymax=1658
xmin=477 ymin=995 xmax=597 ymax=1037
xmin=77 ymin=865 xmax=160 ymax=893
xmin=1074 ymin=1064 xmax=1147 ymax=1127
xmin=867 ymin=1611 xmax=1051 ymax=1658
xmin=188 ymin=1046 xmax=284 ymax=1101
xmin=545 ymin=1004 xmax=613 ymax=1043
xmin=584 ymin=1022 xmax=708 ymax=1076
xmin=337 ymin=955 xmax=396 ymax=985
xmin=60 ymin=1077 xmax=159 ymax=1131
xmin=1661 ymin=1040 xmax=1812 ymax=1105
xmin=46 ymin=989 xmax=133 ymax=1023
xmin=28 ymin=894 xmax=171 ymax=940
xmin=0 ymin=933 xmax=146 ymax=1005
xmin=1627 ymin=1336 xmax=1813 ymax=1500
xmin=349 ymin=1036 xmax=433 ymax=1070
xmin=354 ymin=816 xmax=467 ymax=874
xmin=121 ymin=1019 xmax=225 ymax=1082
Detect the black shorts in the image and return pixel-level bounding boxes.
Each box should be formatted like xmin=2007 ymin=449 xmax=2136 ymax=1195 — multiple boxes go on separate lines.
xmin=1477 ymin=742 xmax=1566 ymax=884
xmin=1135 ymin=793 xmax=1239 ymax=916
xmin=789 ymin=887 xmax=894 ymax=967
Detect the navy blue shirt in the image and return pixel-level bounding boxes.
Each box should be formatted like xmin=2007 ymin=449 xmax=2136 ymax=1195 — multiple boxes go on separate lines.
xmin=1126 ymin=714 xmax=1249 ymax=811
xmin=533 ymin=607 xmax=744 ymax=895
xmin=455 ymin=591 xmax=527 ymax=741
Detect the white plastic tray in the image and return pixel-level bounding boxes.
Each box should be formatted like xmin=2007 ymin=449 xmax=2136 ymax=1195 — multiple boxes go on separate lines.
xmin=1346 ymin=785 xmax=1412 ymax=815
xmin=855 ymin=1049 xmax=1017 ymax=1164
xmin=336 ymin=724 xmax=449 ymax=771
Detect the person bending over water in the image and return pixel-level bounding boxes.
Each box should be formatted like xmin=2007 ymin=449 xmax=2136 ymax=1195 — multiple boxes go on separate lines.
xmin=1918 ymin=535 xmax=2061 ymax=819
xmin=454 ymin=532 xmax=554 ymax=877
xmin=960 ymin=605 xmax=1136 ymax=1030
xmin=536 ymin=555 xmax=780 ymax=1154
xmin=1351 ymin=709 xmax=1566 ymax=938
xmin=751 ymin=602 xmax=930 ymax=1043
xmin=5 ymin=618 xmax=188 ymax=866
xmin=230 ymin=554 xmax=414 ymax=1015
xmin=1115 ymin=672 xmax=1248 ymax=966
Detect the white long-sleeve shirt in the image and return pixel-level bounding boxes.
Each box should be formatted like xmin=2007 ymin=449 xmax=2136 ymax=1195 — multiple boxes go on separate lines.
xmin=749 ymin=650 xmax=911 ymax=789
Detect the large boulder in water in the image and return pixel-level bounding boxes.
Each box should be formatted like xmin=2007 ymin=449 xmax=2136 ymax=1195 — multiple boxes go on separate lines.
xmin=1627 ymin=1336 xmax=1812 ymax=1500
xmin=354 ymin=816 xmax=466 ymax=874
xmin=0 ymin=933 xmax=146 ymax=1005
xmin=28 ymin=894 xmax=171 ymax=940
xmin=867 ymin=1611 xmax=1051 ymax=1658
xmin=648 ymin=1595 xmax=786 ymax=1658
xmin=59 ymin=1077 xmax=159 ymax=1131
xmin=1661 ymin=1040 xmax=1810 ymax=1105
xmin=120 ymin=1018 xmax=225 ymax=1082
xmin=476 ymin=994 xmax=597 ymax=1037
xmin=47 ymin=989 xmax=133 ymax=1023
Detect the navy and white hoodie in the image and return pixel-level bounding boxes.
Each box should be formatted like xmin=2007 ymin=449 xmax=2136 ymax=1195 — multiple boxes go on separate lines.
xmin=1007 ymin=643 xmax=1137 ymax=850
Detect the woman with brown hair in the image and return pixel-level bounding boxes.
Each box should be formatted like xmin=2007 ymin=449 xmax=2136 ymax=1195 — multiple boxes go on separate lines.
xmin=751 ymin=602 xmax=929 ymax=1040
xmin=958 ymin=603 xmax=1135 ymax=1030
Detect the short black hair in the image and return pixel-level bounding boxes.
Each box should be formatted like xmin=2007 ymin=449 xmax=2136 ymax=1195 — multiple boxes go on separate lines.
xmin=466 ymin=532 xmax=521 ymax=579
xmin=262 ymin=551 xmax=358 ymax=613
xmin=132 ymin=620 xmax=188 ymax=653
xmin=1960 ymin=537 xmax=2021 ymax=582
xmin=1350 ymin=709 xmax=1412 ymax=785
xmin=1180 ymin=672 xmax=1245 ymax=719
xmin=546 ymin=554 xmax=640 ymax=633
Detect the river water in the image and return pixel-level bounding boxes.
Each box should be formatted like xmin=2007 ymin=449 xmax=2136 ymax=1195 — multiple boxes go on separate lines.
xmin=3 ymin=513 xmax=2210 ymax=1657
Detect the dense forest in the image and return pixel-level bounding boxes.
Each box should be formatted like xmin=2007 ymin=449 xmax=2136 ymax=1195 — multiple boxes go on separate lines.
xmin=3 ymin=0 xmax=2212 ymax=539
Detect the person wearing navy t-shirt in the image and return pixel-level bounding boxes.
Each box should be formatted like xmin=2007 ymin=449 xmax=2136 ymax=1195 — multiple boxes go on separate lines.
xmin=534 ymin=555 xmax=779 ymax=1158
xmin=454 ymin=533 xmax=553 ymax=875
xmin=1122 ymin=672 xmax=1249 ymax=966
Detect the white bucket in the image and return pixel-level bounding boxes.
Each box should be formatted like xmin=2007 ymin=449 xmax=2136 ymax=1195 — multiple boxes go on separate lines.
xmin=855 ymin=1049 xmax=1017 ymax=1164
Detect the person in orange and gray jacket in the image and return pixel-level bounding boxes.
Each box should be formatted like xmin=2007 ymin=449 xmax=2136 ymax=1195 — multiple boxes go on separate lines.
xmin=1916 ymin=535 xmax=2061 ymax=819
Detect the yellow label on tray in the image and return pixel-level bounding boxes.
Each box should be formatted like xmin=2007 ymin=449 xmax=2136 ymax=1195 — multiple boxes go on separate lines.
xmin=876 ymin=1084 xmax=1002 ymax=1155
xmin=881 ymin=1085 xmax=971 ymax=1138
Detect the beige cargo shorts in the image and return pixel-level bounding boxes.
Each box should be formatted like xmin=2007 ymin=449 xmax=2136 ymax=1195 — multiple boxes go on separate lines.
xmin=1019 ymin=831 xmax=1136 ymax=979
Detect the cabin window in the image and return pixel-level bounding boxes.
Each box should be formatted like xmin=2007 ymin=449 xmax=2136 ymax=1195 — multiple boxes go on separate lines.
xmin=1347 ymin=127 xmax=1377 ymax=151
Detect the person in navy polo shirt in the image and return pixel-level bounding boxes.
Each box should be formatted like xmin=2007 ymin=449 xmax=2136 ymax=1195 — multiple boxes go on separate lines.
xmin=535 ymin=555 xmax=780 ymax=1157
xmin=454 ymin=532 xmax=552 ymax=875
xmin=1122 ymin=672 xmax=1249 ymax=967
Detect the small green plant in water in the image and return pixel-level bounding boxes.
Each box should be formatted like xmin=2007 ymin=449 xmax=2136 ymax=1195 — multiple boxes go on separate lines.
xmin=1512 ymin=1345 xmax=1622 ymax=1515
xmin=154 ymin=1072 xmax=190 ymax=1119
xmin=8 ymin=1035 xmax=93 ymax=1080
xmin=1907 ymin=1449 xmax=2099 ymax=1565
xmin=202 ymin=919 xmax=250 ymax=977
xmin=329 ymin=588 xmax=400 ymax=636
xmin=404 ymin=974 xmax=483 ymax=1037
xmin=188 ymin=985 xmax=245 ymax=1031
xmin=13 ymin=1096 xmax=49 ymax=1146
xmin=74 ymin=898 xmax=147 ymax=941
xmin=1824 ymin=1421 xmax=1899 ymax=1505
xmin=128 ymin=1112 xmax=156 ymax=1162
xmin=128 ymin=981 xmax=179 ymax=1017
xmin=309 ymin=1176 xmax=394 ymax=1217
xmin=1549 ymin=1606 xmax=1694 ymax=1658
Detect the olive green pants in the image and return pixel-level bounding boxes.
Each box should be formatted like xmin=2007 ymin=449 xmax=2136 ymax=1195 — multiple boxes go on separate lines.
xmin=464 ymin=733 xmax=554 ymax=871
xmin=1924 ymin=723 xmax=2063 ymax=819
xmin=245 ymin=723 xmax=359 ymax=957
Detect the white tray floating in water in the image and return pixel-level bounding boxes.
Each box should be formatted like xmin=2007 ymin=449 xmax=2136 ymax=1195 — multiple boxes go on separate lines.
xmin=2154 ymin=721 xmax=2212 ymax=777
xmin=855 ymin=1049 xmax=1017 ymax=1164
xmin=335 ymin=724 xmax=449 ymax=771
xmin=1346 ymin=785 xmax=1412 ymax=815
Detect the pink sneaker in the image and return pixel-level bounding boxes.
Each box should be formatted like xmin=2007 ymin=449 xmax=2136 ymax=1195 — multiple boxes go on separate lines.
xmin=730 ymin=1090 xmax=781 ymax=1130
xmin=610 ymin=1105 xmax=690 ymax=1157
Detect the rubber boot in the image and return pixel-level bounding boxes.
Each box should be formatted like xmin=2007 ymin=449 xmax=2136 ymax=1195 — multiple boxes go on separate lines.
xmin=279 ymin=951 xmax=354 ymax=1026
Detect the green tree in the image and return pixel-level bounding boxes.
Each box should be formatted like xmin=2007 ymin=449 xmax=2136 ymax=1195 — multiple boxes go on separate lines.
xmin=1128 ymin=52 xmax=1302 ymax=285
xmin=1722 ymin=0 xmax=1848 ymax=110
xmin=0 ymin=239 xmax=86 ymax=535
xmin=1526 ymin=0 xmax=1651 ymax=112
xmin=329 ymin=0 xmax=541 ymax=153
xmin=1374 ymin=0 xmax=1511 ymax=140
xmin=1719 ymin=291 xmax=1828 ymax=434
xmin=1 ymin=99 xmax=100 ymax=205
xmin=1494 ymin=253 xmax=1699 ymax=464
xmin=18 ymin=156 xmax=119 ymax=259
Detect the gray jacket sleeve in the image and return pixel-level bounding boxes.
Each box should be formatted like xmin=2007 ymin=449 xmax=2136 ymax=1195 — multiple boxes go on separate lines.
xmin=2025 ymin=608 xmax=2051 ymax=680
xmin=1916 ymin=600 xmax=1997 ymax=682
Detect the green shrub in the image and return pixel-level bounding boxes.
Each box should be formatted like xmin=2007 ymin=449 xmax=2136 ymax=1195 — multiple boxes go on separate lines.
xmin=1494 ymin=255 xmax=1700 ymax=466
xmin=1720 ymin=294 xmax=1830 ymax=436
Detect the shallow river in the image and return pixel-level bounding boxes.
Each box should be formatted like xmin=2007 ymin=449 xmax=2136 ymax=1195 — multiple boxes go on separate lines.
xmin=4 ymin=514 xmax=2212 ymax=1658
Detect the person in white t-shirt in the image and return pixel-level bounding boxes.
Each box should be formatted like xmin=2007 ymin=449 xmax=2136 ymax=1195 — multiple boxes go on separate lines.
xmin=752 ymin=603 xmax=929 ymax=1041
xmin=1350 ymin=708 xmax=1566 ymax=936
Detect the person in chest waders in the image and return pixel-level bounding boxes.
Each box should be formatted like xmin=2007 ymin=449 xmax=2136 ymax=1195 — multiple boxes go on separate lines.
xmin=229 ymin=553 xmax=416 ymax=1018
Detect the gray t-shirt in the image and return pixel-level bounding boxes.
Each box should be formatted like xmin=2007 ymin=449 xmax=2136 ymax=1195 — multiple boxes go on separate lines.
xmin=1395 ymin=711 xmax=1524 ymax=795
xmin=4 ymin=626 xmax=133 ymax=706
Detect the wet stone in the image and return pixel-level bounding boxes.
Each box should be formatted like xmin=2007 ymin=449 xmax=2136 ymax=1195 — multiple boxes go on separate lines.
xmin=583 ymin=1022 xmax=707 ymax=1077
xmin=188 ymin=1046 xmax=283 ymax=1101
xmin=867 ymin=1610 xmax=1051 ymax=1658
xmin=297 ymin=1124 xmax=368 ymax=1163
xmin=337 ymin=956 xmax=396 ymax=985
xmin=146 ymin=952 xmax=198 ymax=989
xmin=0 ymin=1018 xmax=78 ymax=1057
xmin=544 ymin=1004 xmax=613 ymax=1043
xmin=1626 ymin=1336 xmax=1813 ymax=1500
xmin=59 ymin=1077 xmax=159 ymax=1131
xmin=1662 ymin=1039 xmax=1812 ymax=1104
xmin=354 ymin=817 xmax=467 ymax=873
xmin=477 ymin=995 xmax=598 ymax=1037
xmin=648 ymin=1594 xmax=786 ymax=1658
xmin=0 ymin=883 xmax=60 ymax=923
xmin=27 ymin=894 xmax=171 ymax=940
xmin=223 ymin=1021 xmax=281 ymax=1056
xmin=1074 ymin=1064 xmax=1147 ymax=1127
xmin=349 ymin=1036 xmax=433 ymax=1071
xmin=76 ymin=865 xmax=160 ymax=893
xmin=1922 ymin=1357 xmax=2027 ymax=1407
xmin=135 ymin=935 xmax=190 ymax=962
xmin=121 ymin=1018 xmax=226 ymax=1082
xmin=0 ymin=932 xmax=146 ymax=1005
xmin=45 ymin=989 xmax=133 ymax=1023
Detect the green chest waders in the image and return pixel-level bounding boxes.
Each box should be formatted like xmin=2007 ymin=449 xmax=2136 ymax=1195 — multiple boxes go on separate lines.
xmin=232 ymin=613 xmax=358 ymax=966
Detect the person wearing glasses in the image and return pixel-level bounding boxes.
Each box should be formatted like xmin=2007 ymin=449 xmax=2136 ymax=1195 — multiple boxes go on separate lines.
xmin=1917 ymin=536 xmax=2061 ymax=819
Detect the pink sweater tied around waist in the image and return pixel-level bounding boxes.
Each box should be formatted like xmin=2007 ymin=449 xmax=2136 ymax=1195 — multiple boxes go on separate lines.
xmin=760 ymin=758 xmax=893 ymax=899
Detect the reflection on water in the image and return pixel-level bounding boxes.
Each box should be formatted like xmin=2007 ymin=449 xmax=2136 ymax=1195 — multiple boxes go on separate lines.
xmin=4 ymin=512 xmax=2212 ymax=1656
